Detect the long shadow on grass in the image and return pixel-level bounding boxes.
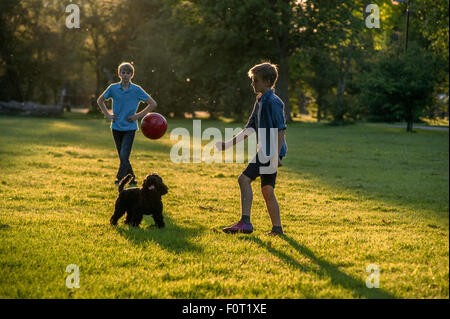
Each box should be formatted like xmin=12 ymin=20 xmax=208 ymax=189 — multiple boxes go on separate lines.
xmin=240 ymin=235 xmax=395 ymax=299
xmin=282 ymin=123 xmax=449 ymax=220
xmin=115 ymin=215 xmax=204 ymax=254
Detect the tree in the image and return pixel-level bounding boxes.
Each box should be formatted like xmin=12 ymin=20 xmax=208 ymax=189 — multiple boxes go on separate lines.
xmin=0 ymin=0 xmax=27 ymax=101
xmin=412 ymin=0 xmax=449 ymax=117
xmin=359 ymin=44 xmax=438 ymax=131
xmin=130 ymin=0 xmax=189 ymax=117
xmin=0 ymin=0 xmax=86 ymax=105
xmin=169 ymin=0 xmax=327 ymax=122
xmin=289 ymin=1 xmax=381 ymax=123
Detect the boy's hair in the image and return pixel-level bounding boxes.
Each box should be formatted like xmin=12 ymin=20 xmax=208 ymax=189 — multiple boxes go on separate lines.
xmin=118 ymin=62 xmax=135 ymax=76
xmin=248 ymin=62 xmax=278 ymax=88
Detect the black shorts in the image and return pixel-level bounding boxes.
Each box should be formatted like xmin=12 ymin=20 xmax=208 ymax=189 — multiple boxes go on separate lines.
xmin=242 ymin=155 xmax=281 ymax=188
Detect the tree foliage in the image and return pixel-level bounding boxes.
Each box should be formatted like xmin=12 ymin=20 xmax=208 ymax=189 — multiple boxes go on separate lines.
xmin=0 ymin=0 xmax=448 ymax=126
xmin=359 ymin=44 xmax=439 ymax=130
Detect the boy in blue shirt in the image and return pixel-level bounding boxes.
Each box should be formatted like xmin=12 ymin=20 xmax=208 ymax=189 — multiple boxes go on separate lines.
xmin=97 ymin=62 xmax=158 ymax=186
xmin=217 ymin=62 xmax=287 ymax=236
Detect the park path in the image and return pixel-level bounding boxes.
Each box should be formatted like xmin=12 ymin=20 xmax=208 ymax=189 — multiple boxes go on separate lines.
xmin=364 ymin=123 xmax=449 ymax=132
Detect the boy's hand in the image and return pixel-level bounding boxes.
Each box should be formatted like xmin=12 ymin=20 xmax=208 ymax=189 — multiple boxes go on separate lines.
xmin=127 ymin=114 xmax=140 ymax=122
xmin=278 ymin=158 xmax=283 ymax=167
xmin=106 ymin=113 xmax=117 ymax=122
xmin=215 ymin=141 xmax=226 ymax=151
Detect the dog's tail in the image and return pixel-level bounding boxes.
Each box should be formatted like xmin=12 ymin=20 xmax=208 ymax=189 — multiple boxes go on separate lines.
xmin=118 ymin=174 xmax=133 ymax=192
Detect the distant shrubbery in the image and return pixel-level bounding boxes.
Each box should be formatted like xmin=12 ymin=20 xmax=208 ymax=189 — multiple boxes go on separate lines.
xmin=358 ymin=45 xmax=440 ymax=130
xmin=0 ymin=0 xmax=448 ymax=125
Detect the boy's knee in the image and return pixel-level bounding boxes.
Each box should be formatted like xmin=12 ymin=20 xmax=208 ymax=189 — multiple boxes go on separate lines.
xmin=261 ymin=185 xmax=275 ymax=199
xmin=238 ymin=174 xmax=252 ymax=186
xmin=119 ymin=151 xmax=130 ymax=162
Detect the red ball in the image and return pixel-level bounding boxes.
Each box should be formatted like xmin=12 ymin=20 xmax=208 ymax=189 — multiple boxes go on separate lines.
xmin=141 ymin=113 xmax=167 ymax=139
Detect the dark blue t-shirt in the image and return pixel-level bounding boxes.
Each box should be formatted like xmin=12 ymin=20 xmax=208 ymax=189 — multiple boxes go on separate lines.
xmin=245 ymin=89 xmax=287 ymax=158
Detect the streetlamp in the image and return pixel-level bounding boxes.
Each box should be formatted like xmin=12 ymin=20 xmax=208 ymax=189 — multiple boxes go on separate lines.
xmin=391 ymin=0 xmax=410 ymax=52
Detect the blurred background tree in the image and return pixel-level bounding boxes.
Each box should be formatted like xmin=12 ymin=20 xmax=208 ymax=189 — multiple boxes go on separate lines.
xmin=359 ymin=43 xmax=439 ymax=131
xmin=0 ymin=0 xmax=448 ymax=128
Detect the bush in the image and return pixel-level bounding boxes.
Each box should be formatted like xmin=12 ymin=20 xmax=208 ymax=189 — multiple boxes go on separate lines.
xmin=359 ymin=45 xmax=438 ymax=125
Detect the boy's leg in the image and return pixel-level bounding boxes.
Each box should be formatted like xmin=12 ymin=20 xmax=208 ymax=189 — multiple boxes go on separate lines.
xmin=112 ymin=129 xmax=124 ymax=182
xmin=261 ymin=185 xmax=282 ymax=228
xmin=238 ymin=174 xmax=253 ymax=218
xmin=261 ymin=172 xmax=283 ymax=235
xmin=238 ymin=155 xmax=262 ymax=220
xmin=223 ymin=162 xmax=257 ymax=234
xmin=118 ymin=130 xmax=136 ymax=183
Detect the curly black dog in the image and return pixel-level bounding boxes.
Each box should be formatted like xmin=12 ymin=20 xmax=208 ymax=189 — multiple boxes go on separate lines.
xmin=110 ymin=173 xmax=168 ymax=228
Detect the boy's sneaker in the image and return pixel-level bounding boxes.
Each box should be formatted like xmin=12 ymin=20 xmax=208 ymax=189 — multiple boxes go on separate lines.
xmin=267 ymin=226 xmax=284 ymax=236
xmin=223 ymin=221 xmax=253 ymax=234
xmin=266 ymin=231 xmax=284 ymax=236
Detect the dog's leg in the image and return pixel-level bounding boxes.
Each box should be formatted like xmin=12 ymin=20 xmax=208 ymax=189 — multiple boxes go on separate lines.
xmin=152 ymin=209 xmax=165 ymax=228
xmin=133 ymin=214 xmax=144 ymax=228
xmin=110 ymin=198 xmax=126 ymax=226
xmin=125 ymin=211 xmax=143 ymax=228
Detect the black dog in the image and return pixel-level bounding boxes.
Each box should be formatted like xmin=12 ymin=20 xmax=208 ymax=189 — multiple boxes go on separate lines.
xmin=110 ymin=173 xmax=168 ymax=228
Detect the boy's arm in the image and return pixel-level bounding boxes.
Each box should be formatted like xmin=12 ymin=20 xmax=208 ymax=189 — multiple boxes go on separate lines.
xmin=127 ymin=96 xmax=158 ymax=121
xmin=216 ymin=127 xmax=255 ymax=151
xmin=271 ymin=99 xmax=287 ymax=167
xmin=277 ymin=129 xmax=285 ymax=167
xmin=97 ymin=94 xmax=116 ymax=121
xmin=216 ymin=99 xmax=259 ymax=151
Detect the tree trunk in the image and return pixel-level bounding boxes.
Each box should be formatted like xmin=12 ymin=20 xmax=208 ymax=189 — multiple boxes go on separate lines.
xmin=96 ymin=62 xmax=102 ymax=97
xmin=335 ymin=44 xmax=353 ymax=122
xmin=4 ymin=62 xmax=23 ymax=101
xmin=298 ymin=91 xmax=309 ymax=115
xmin=406 ymin=119 xmax=413 ymax=132
xmin=406 ymin=110 xmax=414 ymax=132
xmin=317 ymin=93 xmax=322 ymax=122
xmin=276 ymin=57 xmax=292 ymax=123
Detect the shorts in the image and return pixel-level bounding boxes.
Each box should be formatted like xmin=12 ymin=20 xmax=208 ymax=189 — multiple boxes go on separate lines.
xmin=242 ymin=154 xmax=282 ymax=188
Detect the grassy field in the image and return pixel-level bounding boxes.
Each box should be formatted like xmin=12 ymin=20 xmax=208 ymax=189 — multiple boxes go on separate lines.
xmin=0 ymin=114 xmax=448 ymax=299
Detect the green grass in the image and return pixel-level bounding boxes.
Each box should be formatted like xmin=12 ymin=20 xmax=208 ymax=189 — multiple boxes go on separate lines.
xmin=0 ymin=114 xmax=448 ymax=299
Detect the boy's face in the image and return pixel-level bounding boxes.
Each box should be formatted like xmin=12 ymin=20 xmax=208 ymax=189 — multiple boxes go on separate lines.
xmin=119 ymin=68 xmax=133 ymax=82
xmin=251 ymin=75 xmax=271 ymax=94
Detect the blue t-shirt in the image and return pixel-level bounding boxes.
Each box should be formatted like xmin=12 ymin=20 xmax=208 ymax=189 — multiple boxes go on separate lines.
xmin=102 ymin=82 xmax=150 ymax=131
xmin=245 ymin=89 xmax=287 ymax=158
